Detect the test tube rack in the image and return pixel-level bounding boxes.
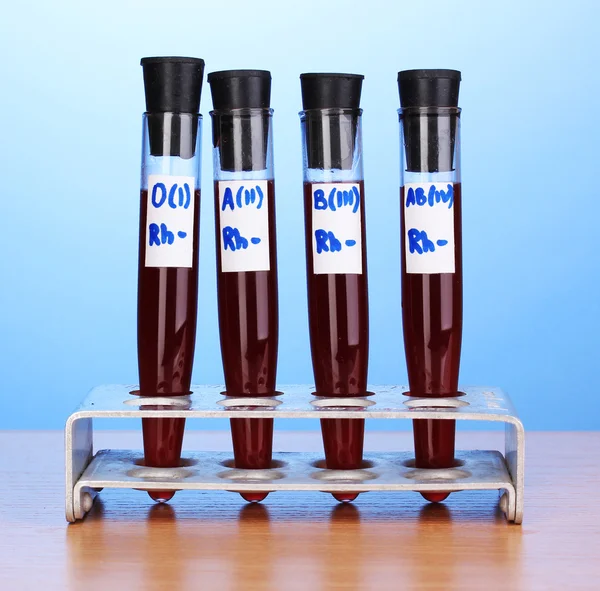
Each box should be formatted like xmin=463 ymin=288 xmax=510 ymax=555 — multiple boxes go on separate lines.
xmin=65 ymin=385 xmax=524 ymax=523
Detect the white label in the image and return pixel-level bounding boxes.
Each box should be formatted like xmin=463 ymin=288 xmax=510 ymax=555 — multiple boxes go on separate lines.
xmin=404 ymin=181 xmax=455 ymax=274
xmin=311 ymin=182 xmax=362 ymax=275
xmin=218 ymin=180 xmax=270 ymax=272
xmin=145 ymin=174 xmax=195 ymax=268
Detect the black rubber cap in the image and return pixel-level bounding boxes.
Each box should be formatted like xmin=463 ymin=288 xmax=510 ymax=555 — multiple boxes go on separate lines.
xmin=300 ymin=73 xmax=364 ymax=110
xmin=397 ymin=69 xmax=461 ymax=108
xmin=397 ymin=70 xmax=461 ymax=173
xmin=208 ymin=70 xmax=271 ymax=110
xmin=141 ymin=56 xmax=205 ymax=114
xmin=141 ymin=57 xmax=204 ymax=158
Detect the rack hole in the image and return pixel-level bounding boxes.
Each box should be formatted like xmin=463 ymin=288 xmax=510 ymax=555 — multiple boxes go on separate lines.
xmin=312 ymin=390 xmax=376 ymax=397
xmin=403 ymin=397 xmax=469 ymax=409
xmin=311 ymin=459 xmax=375 ymax=470
xmin=402 ymin=458 xmax=465 ymax=469
xmin=217 ymin=469 xmax=285 ymax=482
xmin=217 ymin=397 xmax=282 ymax=408
xmin=124 ymin=396 xmax=191 ymax=408
xmin=129 ymin=389 xmax=192 ymax=396
xmin=403 ymin=467 xmax=471 ymax=481
xmin=403 ymin=390 xmax=466 ymax=398
xmin=220 ymin=390 xmax=284 ymax=397
xmin=220 ymin=458 xmax=286 ymax=469
xmin=134 ymin=457 xmax=198 ymax=468
xmin=310 ymin=398 xmax=376 ymax=409
xmin=127 ymin=466 xmax=193 ymax=481
xmin=310 ymin=469 xmax=377 ymax=483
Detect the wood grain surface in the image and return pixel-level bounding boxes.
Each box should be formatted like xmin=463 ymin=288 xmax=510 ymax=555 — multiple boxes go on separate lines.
xmin=1 ymin=430 xmax=599 ymax=590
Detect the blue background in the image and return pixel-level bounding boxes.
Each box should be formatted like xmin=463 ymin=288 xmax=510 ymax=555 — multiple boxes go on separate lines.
xmin=0 ymin=0 xmax=598 ymax=430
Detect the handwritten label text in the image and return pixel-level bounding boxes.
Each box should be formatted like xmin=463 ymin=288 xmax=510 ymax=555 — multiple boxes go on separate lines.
xmin=312 ymin=183 xmax=362 ymax=274
xmin=145 ymin=174 xmax=195 ymax=268
xmin=404 ymin=182 xmax=455 ymax=274
xmin=219 ymin=180 xmax=270 ymax=272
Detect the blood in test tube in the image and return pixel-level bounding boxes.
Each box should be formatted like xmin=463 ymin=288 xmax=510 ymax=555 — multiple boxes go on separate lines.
xmin=397 ymin=69 xmax=463 ymax=502
xmin=208 ymin=70 xmax=279 ymax=503
xmin=300 ymin=73 xmax=369 ymax=502
xmin=137 ymin=57 xmax=204 ymax=502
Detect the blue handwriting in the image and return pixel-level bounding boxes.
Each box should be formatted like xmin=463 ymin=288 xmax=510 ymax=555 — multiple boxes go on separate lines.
xmin=315 ymin=229 xmax=358 ymax=254
xmin=222 ymin=185 xmax=265 ymax=211
xmin=148 ymin=223 xmax=189 ymax=246
xmin=223 ymin=226 xmax=262 ymax=251
xmin=408 ymin=228 xmax=450 ymax=255
xmin=151 ymin=182 xmax=191 ymax=210
xmin=406 ymin=184 xmax=453 ymax=209
xmin=314 ymin=186 xmax=360 ymax=214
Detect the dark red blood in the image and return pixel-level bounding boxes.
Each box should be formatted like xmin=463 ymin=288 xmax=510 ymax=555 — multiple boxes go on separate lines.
xmin=214 ymin=181 xmax=278 ymax=502
xmin=420 ymin=492 xmax=451 ymax=503
xmin=240 ymin=492 xmax=270 ymax=503
xmin=304 ymin=181 xmax=369 ymax=501
xmin=137 ymin=189 xmax=201 ymax=502
xmin=401 ymin=184 xmax=463 ymax=500
xmin=332 ymin=492 xmax=360 ymax=503
xmin=148 ymin=490 xmax=176 ymax=503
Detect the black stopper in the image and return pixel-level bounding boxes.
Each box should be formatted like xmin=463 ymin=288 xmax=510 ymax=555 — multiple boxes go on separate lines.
xmin=397 ymin=69 xmax=460 ymax=108
xmin=300 ymin=73 xmax=364 ymax=170
xmin=142 ymin=56 xmax=205 ymax=113
xmin=300 ymin=73 xmax=363 ymax=110
xmin=397 ymin=69 xmax=461 ymax=173
xmin=208 ymin=69 xmax=271 ymax=110
xmin=141 ymin=57 xmax=205 ymax=159
xmin=208 ymin=70 xmax=271 ymax=172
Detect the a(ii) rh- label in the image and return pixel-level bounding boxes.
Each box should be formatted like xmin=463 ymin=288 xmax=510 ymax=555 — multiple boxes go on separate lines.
xmin=218 ymin=179 xmax=270 ymax=273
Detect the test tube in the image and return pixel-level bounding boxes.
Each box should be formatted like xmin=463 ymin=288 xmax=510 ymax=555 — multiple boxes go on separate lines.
xmin=397 ymin=69 xmax=462 ymax=502
xmin=208 ymin=70 xmax=278 ymax=502
xmin=300 ymin=73 xmax=369 ymax=502
xmin=137 ymin=57 xmax=204 ymax=502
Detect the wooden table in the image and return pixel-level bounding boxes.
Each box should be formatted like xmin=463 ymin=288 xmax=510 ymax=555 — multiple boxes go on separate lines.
xmin=1 ymin=431 xmax=598 ymax=590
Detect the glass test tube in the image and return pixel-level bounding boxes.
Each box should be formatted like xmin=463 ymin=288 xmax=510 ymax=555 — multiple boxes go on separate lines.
xmin=300 ymin=73 xmax=369 ymax=502
xmin=398 ymin=69 xmax=462 ymax=503
xmin=137 ymin=57 xmax=204 ymax=502
xmin=208 ymin=70 xmax=278 ymax=503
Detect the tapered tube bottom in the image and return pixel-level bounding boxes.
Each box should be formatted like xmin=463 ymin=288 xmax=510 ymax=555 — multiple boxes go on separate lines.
xmin=413 ymin=418 xmax=455 ymax=503
xmin=231 ymin=417 xmax=274 ymax=503
xmin=321 ymin=418 xmax=365 ymax=502
xmin=142 ymin=417 xmax=186 ymax=502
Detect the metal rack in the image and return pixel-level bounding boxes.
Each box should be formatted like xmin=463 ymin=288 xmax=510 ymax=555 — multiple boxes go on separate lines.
xmin=65 ymin=385 xmax=524 ymax=523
